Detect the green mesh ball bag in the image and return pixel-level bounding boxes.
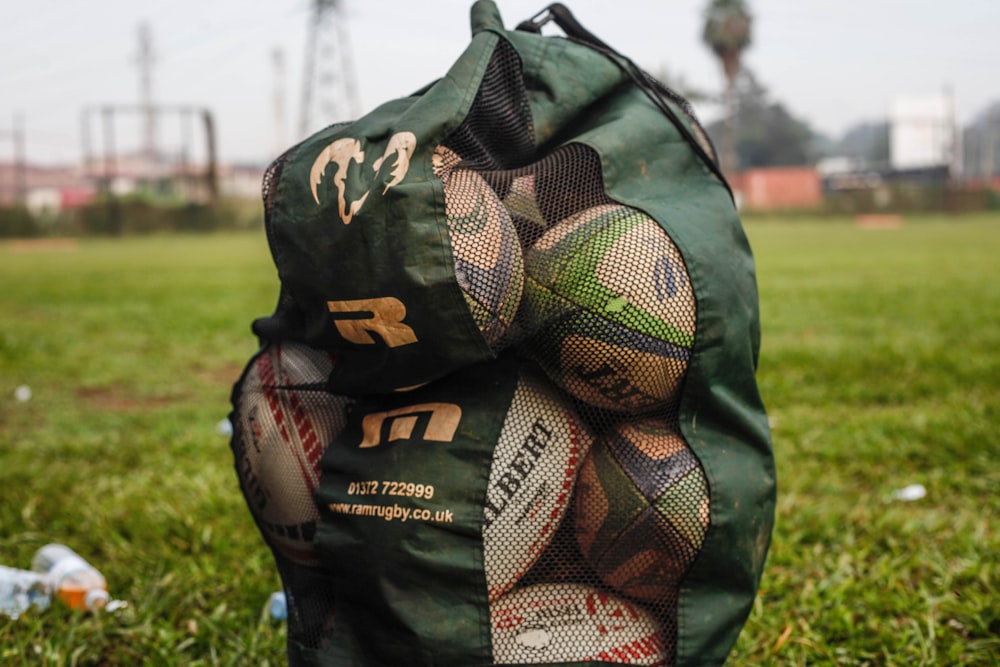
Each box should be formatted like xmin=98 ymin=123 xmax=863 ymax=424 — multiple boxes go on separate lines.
xmin=233 ymin=2 xmax=775 ymax=665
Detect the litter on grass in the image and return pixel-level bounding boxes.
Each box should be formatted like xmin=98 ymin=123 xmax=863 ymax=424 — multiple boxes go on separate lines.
xmin=216 ymin=418 xmax=233 ymax=437
xmin=892 ymin=484 xmax=927 ymax=501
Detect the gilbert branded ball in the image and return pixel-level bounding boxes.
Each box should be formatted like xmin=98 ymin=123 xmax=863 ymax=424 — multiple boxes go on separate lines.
xmin=483 ymin=366 xmax=594 ymax=601
xmin=519 ymin=204 xmax=696 ymax=413
xmin=234 ymin=341 xmax=353 ymax=566
xmin=438 ymin=152 xmax=524 ymax=348
xmin=490 ymin=582 xmax=669 ymax=665
xmin=574 ymin=418 xmax=709 ymax=604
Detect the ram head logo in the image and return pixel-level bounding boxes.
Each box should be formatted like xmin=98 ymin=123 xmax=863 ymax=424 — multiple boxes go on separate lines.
xmin=309 ymin=131 xmax=417 ymax=224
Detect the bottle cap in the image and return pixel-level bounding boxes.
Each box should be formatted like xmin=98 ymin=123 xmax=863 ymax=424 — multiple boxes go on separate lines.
xmin=85 ymin=588 xmax=110 ymax=611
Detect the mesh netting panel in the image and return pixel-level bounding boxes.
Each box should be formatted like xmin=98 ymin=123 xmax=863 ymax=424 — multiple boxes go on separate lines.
xmin=273 ymin=552 xmax=338 ymax=660
xmin=441 ymin=39 xmax=535 ymax=171
xmin=480 ymin=143 xmax=616 ymax=246
xmin=262 ymin=146 xmax=294 ymax=225
xmin=230 ymin=342 xmax=352 ymax=656
xmin=429 ymin=37 xmax=705 ymax=665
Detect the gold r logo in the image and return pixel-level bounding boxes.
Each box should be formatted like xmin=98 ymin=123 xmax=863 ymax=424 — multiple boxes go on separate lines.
xmin=326 ymin=297 xmax=418 ymax=348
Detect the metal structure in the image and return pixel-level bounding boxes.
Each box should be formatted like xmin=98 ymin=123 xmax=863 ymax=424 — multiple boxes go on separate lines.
xmin=298 ymin=0 xmax=361 ymax=139
xmin=0 ymin=114 xmax=27 ymax=205
xmin=79 ymin=105 xmax=218 ymax=203
xmin=273 ymin=48 xmax=289 ymax=158
xmin=135 ymin=23 xmax=157 ymax=160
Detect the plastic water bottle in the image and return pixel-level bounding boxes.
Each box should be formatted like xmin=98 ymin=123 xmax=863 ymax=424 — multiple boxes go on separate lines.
xmin=31 ymin=544 xmax=110 ymax=612
xmin=268 ymin=591 xmax=288 ymax=621
xmin=0 ymin=565 xmax=51 ymax=618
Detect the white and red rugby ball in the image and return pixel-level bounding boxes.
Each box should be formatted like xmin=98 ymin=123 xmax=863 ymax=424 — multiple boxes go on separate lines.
xmin=235 ymin=341 xmax=352 ymax=566
xmin=490 ymin=582 xmax=669 ymax=665
xmin=483 ymin=367 xmax=594 ymax=600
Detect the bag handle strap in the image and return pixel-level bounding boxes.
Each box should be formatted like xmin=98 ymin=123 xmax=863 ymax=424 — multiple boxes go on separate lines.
xmin=516 ymin=4 xmax=733 ymax=201
xmin=516 ymin=3 xmax=612 ymax=51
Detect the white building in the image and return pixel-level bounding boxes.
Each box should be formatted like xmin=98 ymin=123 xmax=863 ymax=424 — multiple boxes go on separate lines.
xmin=889 ymin=91 xmax=960 ymax=176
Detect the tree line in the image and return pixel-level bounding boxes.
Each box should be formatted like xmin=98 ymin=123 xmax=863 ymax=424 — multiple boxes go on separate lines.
xmin=695 ymin=0 xmax=999 ymax=178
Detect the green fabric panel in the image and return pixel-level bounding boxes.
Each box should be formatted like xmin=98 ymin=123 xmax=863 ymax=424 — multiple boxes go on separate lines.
xmin=258 ymin=30 xmax=505 ymax=395
xmin=503 ymin=28 xmax=629 ymax=150
xmin=470 ymin=0 xmax=505 ymax=35
xmin=313 ymin=355 xmax=522 ymax=666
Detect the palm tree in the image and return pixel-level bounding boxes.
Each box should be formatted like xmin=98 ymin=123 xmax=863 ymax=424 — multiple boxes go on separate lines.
xmin=702 ymin=0 xmax=753 ymax=174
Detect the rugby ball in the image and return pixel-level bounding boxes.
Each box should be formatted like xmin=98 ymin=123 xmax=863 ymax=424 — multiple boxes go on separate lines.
xmin=233 ymin=341 xmax=353 ymax=566
xmin=483 ymin=366 xmax=594 ymax=601
xmin=519 ymin=204 xmax=696 ymax=413
xmin=490 ymin=582 xmax=669 ymax=665
xmin=440 ymin=163 xmax=525 ymax=349
xmin=501 ymin=173 xmax=548 ymax=243
xmin=431 ymin=144 xmax=463 ymax=179
xmin=574 ymin=418 xmax=709 ymax=605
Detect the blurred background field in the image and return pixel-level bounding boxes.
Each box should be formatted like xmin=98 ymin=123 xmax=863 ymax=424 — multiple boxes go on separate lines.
xmin=1 ymin=214 xmax=997 ymax=665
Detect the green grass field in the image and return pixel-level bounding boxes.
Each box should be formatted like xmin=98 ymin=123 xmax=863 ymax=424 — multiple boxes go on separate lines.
xmin=1 ymin=215 xmax=997 ymax=666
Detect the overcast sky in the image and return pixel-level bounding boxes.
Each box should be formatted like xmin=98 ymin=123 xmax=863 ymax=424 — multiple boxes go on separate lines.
xmin=1 ymin=0 xmax=998 ymax=166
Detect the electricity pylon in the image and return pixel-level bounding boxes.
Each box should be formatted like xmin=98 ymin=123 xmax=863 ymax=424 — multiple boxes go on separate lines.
xmin=298 ymin=0 xmax=361 ymax=139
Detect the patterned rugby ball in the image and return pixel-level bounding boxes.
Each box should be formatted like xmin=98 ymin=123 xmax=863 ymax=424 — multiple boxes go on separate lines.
xmin=490 ymin=582 xmax=669 ymax=665
xmin=233 ymin=341 xmax=352 ymax=566
xmin=431 ymin=145 xmax=464 ymax=179
xmin=574 ymin=418 xmax=709 ymax=605
xmin=484 ymin=366 xmax=594 ymax=601
xmin=501 ymin=173 xmax=548 ymax=242
xmin=518 ymin=204 xmax=696 ymax=413
xmin=436 ymin=147 xmax=524 ymax=349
